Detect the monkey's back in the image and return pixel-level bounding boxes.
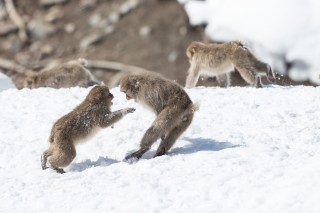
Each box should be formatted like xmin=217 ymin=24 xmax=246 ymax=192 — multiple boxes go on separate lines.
xmin=136 ymin=74 xmax=193 ymax=114
xmin=35 ymin=61 xmax=95 ymax=88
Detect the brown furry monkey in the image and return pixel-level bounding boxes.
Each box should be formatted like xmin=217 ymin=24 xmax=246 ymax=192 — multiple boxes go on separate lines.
xmin=24 ymin=58 xmax=99 ymax=89
xmin=41 ymin=85 xmax=135 ymax=173
xmin=120 ymin=72 xmax=198 ymax=160
xmin=185 ymin=41 xmax=276 ymax=88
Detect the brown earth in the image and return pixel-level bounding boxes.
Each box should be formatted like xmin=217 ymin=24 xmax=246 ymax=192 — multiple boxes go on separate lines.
xmin=0 ymin=0 xmax=315 ymax=88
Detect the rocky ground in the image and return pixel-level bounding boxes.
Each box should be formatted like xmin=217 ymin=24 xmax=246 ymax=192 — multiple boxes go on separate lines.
xmin=0 ymin=0 xmax=315 ymax=89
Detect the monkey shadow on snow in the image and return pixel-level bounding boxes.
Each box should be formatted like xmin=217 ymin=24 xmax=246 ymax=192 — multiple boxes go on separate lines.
xmin=170 ymin=137 xmax=241 ymax=155
xmin=68 ymin=139 xmax=240 ymax=172
xmin=68 ymin=156 xmax=119 ymax=172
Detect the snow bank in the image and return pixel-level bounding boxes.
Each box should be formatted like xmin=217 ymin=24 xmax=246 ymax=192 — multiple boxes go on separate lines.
xmin=181 ymin=0 xmax=320 ymax=84
xmin=0 ymin=86 xmax=320 ymax=212
xmin=0 ymin=72 xmax=15 ymax=91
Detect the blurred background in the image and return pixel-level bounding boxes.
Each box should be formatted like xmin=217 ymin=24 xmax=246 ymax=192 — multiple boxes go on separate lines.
xmin=0 ymin=0 xmax=319 ymax=89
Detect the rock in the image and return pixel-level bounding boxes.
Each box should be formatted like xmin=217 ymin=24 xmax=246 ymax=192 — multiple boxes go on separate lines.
xmin=89 ymin=13 xmax=109 ymax=28
xmin=41 ymin=44 xmax=54 ymax=57
xmin=64 ymin=23 xmax=75 ymax=33
xmin=139 ymin=26 xmax=152 ymax=37
xmin=39 ymin=0 xmax=69 ymax=7
xmin=28 ymin=19 xmax=56 ymax=39
xmin=179 ymin=26 xmax=187 ymax=36
xmin=0 ymin=5 xmax=6 ymax=21
xmin=2 ymin=36 xmax=23 ymax=53
xmin=80 ymin=0 xmax=98 ymax=10
xmin=80 ymin=33 xmax=104 ymax=50
xmin=45 ymin=7 xmax=64 ymax=23
xmin=30 ymin=41 xmax=54 ymax=57
xmin=119 ymin=0 xmax=141 ymax=16
xmin=109 ymin=12 xmax=120 ymax=24
xmin=104 ymin=26 xmax=114 ymax=35
xmin=168 ymin=51 xmax=178 ymax=63
xmin=0 ymin=22 xmax=18 ymax=36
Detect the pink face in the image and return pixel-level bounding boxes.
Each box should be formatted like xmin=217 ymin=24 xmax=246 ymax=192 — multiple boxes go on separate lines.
xmin=125 ymin=93 xmax=133 ymax=100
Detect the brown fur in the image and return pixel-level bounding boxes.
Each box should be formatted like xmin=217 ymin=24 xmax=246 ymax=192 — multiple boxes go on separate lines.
xmin=41 ymin=85 xmax=135 ymax=173
xmin=185 ymin=41 xmax=276 ymax=88
xmin=24 ymin=59 xmax=99 ymax=89
xmin=120 ymin=72 xmax=198 ymax=160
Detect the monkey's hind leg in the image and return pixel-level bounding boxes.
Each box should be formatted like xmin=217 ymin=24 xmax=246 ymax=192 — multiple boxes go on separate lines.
xmin=48 ymin=143 xmax=76 ymax=174
xmin=155 ymin=113 xmax=193 ymax=157
xmin=255 ymin=75 xmax=263 ymax=88
xmin=125 ymin=107 xmax=178 ymax=160
xmin=216 ymin=73 xmax=231 ymax=88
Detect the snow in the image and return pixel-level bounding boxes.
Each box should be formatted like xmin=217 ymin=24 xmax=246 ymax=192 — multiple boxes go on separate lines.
xmin=1 ymin=86 xmax=320 ymax=212
xmin=181 ymin=0 xmax=320 ymax=84
xmin=0 ymin=72 xmax=15 ymax=91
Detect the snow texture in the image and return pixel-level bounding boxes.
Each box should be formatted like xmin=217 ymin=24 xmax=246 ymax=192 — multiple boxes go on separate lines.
xmin=1 ymin=86 xmax=320 ymax=213
xmin=181 ymin=0 xmax=320 ymax=84
xmin=0 ymin=72 xmax=15 ymax=91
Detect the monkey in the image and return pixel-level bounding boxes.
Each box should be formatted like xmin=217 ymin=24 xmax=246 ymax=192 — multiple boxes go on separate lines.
xmin=24 ymin=58 xmax=100 ymax=89
xmin=41 ymin=85 xmax=135 ymax=173
xmin=185 ymin=41 xmax=276 ymax=88
xmin=120 ymin=72 xmax=199 ymax=160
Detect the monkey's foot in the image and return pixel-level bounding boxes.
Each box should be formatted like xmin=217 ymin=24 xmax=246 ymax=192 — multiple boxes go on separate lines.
xmin=52 ymin=167 xmax=66 ymax=174
xmin=125 ymin=148 xmax=149 ymax=161
xmin=154 ymin=147 xmax=167 ymax=158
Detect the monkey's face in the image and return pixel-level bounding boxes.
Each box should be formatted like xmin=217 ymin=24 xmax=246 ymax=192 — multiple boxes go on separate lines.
xmin=119 ymin=75 xmax=140 ymax=101
xmin=88 ymin=86 xmax=114 ymax=106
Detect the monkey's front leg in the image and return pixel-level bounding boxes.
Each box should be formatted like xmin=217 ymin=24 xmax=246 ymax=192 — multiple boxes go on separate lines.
xmin=124 ymin=147 xmax=149 ymax=160
xmin=185 ymin=63 xmax=201 ymax=88
xmin=255 ymin=76 xmax=263 ymax=88
xmin=125 ymin=125 xmax=161 ymax=160
xmin=100 ymin=108 xmax=135 ymax=128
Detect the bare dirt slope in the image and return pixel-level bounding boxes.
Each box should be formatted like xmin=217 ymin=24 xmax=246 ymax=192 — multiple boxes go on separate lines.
xmin=0 ymin=0 xmax=204 ymax=88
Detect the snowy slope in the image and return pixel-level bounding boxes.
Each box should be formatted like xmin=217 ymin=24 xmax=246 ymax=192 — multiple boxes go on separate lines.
xmin=181 ymin=0 xmax=320 ymax=84
xmin=0 ymin=72 xmax=15 ymax=92
xmin=1 ymin=86 xmax=320 ymax=213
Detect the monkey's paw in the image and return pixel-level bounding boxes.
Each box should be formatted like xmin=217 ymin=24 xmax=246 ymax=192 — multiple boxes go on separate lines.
xmin=125 ymin=108 xmax=136 ymax=113
xmin=124 ymin=156 xmax=139 ymax=164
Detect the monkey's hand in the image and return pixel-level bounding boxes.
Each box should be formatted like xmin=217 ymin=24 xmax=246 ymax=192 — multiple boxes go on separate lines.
xmin=123 ymin=107 xmax=136 ymax=114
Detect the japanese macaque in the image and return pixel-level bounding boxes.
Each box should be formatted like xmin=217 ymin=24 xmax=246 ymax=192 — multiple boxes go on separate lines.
xmin=185 ymin=41 xmax=276 ymax=88
xmin=24 ymin=58 xmax=100 ymax=89
xmin=120 ymin=72 xmax=198 ymax=160
xmin=41 ymin=86 xmax=135 ymax=173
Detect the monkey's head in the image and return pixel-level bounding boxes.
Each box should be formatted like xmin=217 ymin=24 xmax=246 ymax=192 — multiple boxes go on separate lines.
xmin=24 ymin=76 xmax=37 ymax=89
xmin=186 ymin=41 xmax=202 ymax=61
xmin=87 ymin=85 xmax=114 ymax=106
xmin=119 ymin=74 xmax=140 ymax=101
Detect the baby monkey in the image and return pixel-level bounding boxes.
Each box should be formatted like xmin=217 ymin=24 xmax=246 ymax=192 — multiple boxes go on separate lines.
xmin=185 ymin=41 xmax=276 ymax=88
xmin=120 ymin=72 xmax=198 ymax=160
xmin=41 ymin=86 xmax=135 ymax=173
